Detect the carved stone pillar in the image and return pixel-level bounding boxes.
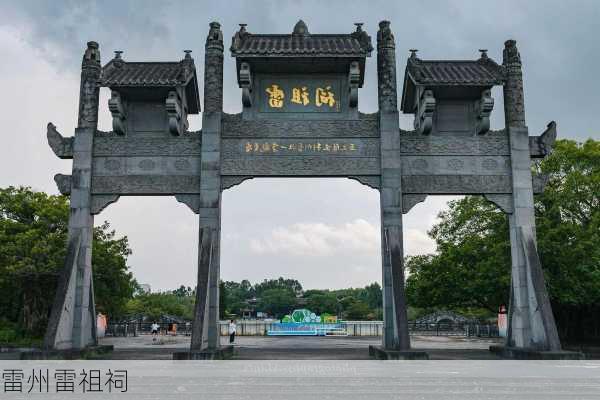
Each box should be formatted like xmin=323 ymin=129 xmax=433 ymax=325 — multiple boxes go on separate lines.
xmin=191 ymin=22 xmax=224 ymax=351
xmin=377 ymin=21 xmax=410 ymax=351
xmin=503 ymin=40 xmax=561 ymax=351
xmin=44 ymin=42 xmax=101 ymax=350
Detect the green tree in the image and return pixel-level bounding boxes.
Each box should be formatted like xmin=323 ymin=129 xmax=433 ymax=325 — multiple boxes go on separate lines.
xmin=257 ymin=288 xmax=297 ymax=319
xmin=304 ymin=290 xmax=338 ymax=315
xmin=0 ymin=187 xmax=136 ymax=338
xmin=345 ymin=300 xmax=371 ymax=320
xmin=405 ymin=139 xmax=600 ymax=341
xmin=254 ymin=277 xmax=303 ymax=297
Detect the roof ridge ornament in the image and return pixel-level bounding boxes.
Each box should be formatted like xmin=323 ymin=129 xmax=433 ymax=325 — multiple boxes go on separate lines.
xmin=292 ymin=20 xmax=310 ymax=36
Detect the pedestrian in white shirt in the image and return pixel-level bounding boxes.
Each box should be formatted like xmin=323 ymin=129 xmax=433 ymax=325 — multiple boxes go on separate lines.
xmin=229 ymin=319 xmax=237 ymax=343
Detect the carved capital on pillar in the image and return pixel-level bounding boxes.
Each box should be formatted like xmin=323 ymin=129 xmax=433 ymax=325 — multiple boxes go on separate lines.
xmin=78 ymin=41 xmax=101 ymax=129
xmin=204 ymin=22 xmax=224 ymax=114
xmin=377 ymin=21 xmax=397 ymax=113
xmin=108 ymin=90 xmax=127 ymax=135
xmin=503 ymin=39 xmax=526 ymax=128
xmin=476 ymin=89 xmax=494 ymax=135
xmin=54 ymin=174 xmax=72 ymax=195
xmin=47 ymin=123 xmax=73 ymax=159
xmin=348 ymin=61 xmax=360 ymax=108
xmin=377 ymin=20 xmax=395 ymax=50
xmin=239 ymin=62 xmax=253 ymax=108
xmin=415 ymin=90 xmax=435 ymax=135
xmin=206 ymin=21 xmax=224 ymax=52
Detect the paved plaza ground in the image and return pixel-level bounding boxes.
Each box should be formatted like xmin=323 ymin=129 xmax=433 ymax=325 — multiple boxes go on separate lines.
xmin=100 ymin=334 xmax=503 ymax=360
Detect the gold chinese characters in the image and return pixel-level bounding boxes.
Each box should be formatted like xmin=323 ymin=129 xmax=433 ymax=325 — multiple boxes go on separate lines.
xmin=245 ymin=142 xmax=357 ymax=153
xmin=265 ymin=84 xmax=336 ymax=108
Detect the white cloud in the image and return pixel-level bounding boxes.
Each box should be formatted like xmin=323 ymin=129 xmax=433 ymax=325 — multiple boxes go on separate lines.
xmin=249 ymin=219 xmax=380 ymax=256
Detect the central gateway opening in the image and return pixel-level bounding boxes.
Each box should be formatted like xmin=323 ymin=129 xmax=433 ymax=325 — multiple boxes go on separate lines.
xmin=221 ymin=177 xmax=382 ymax=355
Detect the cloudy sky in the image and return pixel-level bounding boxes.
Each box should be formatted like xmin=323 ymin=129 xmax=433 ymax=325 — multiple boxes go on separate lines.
xmin=0 ymin=1 xmax=598 ymax=291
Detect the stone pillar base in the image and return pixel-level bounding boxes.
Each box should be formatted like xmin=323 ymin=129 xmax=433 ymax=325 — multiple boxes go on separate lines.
xmin=490 ymin=345 xmax=584 ymax=360
xmin=369 ymin=345 xmax=429 ymax=360
xmin=173 ymin=345 xmax=234 ymax=360
xmin=20 ymin=345 xmax=113 ymax=360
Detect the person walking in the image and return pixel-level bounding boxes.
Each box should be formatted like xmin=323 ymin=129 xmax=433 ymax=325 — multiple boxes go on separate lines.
xmin=228 ymin=319 xmax=237 ymax=344
xmin=151 ymin=321 xmax=160 ymax=341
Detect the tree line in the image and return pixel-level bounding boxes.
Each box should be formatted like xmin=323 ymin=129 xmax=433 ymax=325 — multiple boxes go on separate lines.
xmin=405 ymin=139 xmax=600 ymax=343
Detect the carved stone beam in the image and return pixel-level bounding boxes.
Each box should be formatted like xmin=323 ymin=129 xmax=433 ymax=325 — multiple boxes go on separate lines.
xmin=239 ymin=62 xmax=253 ymax=108
xmin=415 ymin=89 xmax=435 ymax=135
xmin=529 ymin=121 xmax=557 ymax=158
xmin=47 ymin=123 xmax=73 ymax=159
xmin=108 ymin=90 xmax=127 ymax=135
xmin=54 ymin=174 xmax=72 ymax=195
xmin=166 ymin=91 xmax=183 ymax=136
xmin=348 ymin=61 xmax=360 ymax=108
xmin=476 ymin=89 xmax=494 ymax=135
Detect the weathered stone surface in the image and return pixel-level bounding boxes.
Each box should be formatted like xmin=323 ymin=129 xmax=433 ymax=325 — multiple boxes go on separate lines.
xmin=400 ymin=130 xmax=509 ymax=155
xmin=221 ymin=156 xmax=380 ymax=176
xmin=45 ymin=42 xmax=101 ymax=352
xmin=221 ymin=176 xmax=253 ymax=191
xmin=175 ymin=194 xmax=201 ymax=214
xmin=401 ymin=174 xmax=512 ymax=194
xmin=54 ymin=174 xmax=72 ymax=195
xmin=93 ymin=134 xmax=202 ymax=156
xmin=222 ymin=112 xmax=379 ymax=138
xmin=92 ymin=176 xmax=200 ymax=195
xmin=529 ymin=121 xmax=557 ymax=158
xmin=90 ymin=194 xmax=120 ymax=215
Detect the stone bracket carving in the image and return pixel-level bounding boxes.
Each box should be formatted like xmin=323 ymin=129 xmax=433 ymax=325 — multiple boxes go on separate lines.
xmin=221 ymin=176 xmax=253 ymax=191
xmin=108 ymin=90 xmax=127 ymax=135
xmin=484 ymin=193 xmax=513 ymax=214
xmin=348 ymin=176 xmax=380 ymax=190
xmin=166 ymin=91 xmax=185 ymax=136
xmin=47 ymin=123 xmax=73 ymax=159
xmin=402 ymin=194 xmax=427 ymax=214
xmin=54 ymin=174 xmax=72 ymax=195
xmin=529 ymin=121 xmax=557 ymax=158
xmin=415 ymin=89 xmax=435 ymax=135
xmin=348 ymin=61 xmax=360 ymax=108
xmin=175 ymin=194 xmax=200 ymax=214
xmin=476 ymin=89 xmax=494 ymax=135
xmin=532 ymin=173 xmax=550 ymax=194
xmin=239 ymin=62 xmax=253 ymax=108
xmin=91 ymin=194 xmax=120 ymax=214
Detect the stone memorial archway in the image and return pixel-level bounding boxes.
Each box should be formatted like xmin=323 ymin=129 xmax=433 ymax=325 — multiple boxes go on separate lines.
xmin=45 ymin=20 xmax=566 ymax=359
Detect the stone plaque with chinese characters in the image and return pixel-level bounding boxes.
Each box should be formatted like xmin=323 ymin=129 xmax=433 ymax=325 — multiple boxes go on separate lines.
xmin=243 ymin=74 xmax=352 ymax=120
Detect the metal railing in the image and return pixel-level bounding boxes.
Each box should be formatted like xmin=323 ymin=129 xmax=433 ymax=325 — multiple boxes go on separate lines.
xmin=105 ymin=320 xmax=499 ymax=338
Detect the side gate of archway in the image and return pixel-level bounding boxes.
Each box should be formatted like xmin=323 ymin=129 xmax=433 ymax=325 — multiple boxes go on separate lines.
xmin=45 ymin=20 xmax=562 ymax=359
